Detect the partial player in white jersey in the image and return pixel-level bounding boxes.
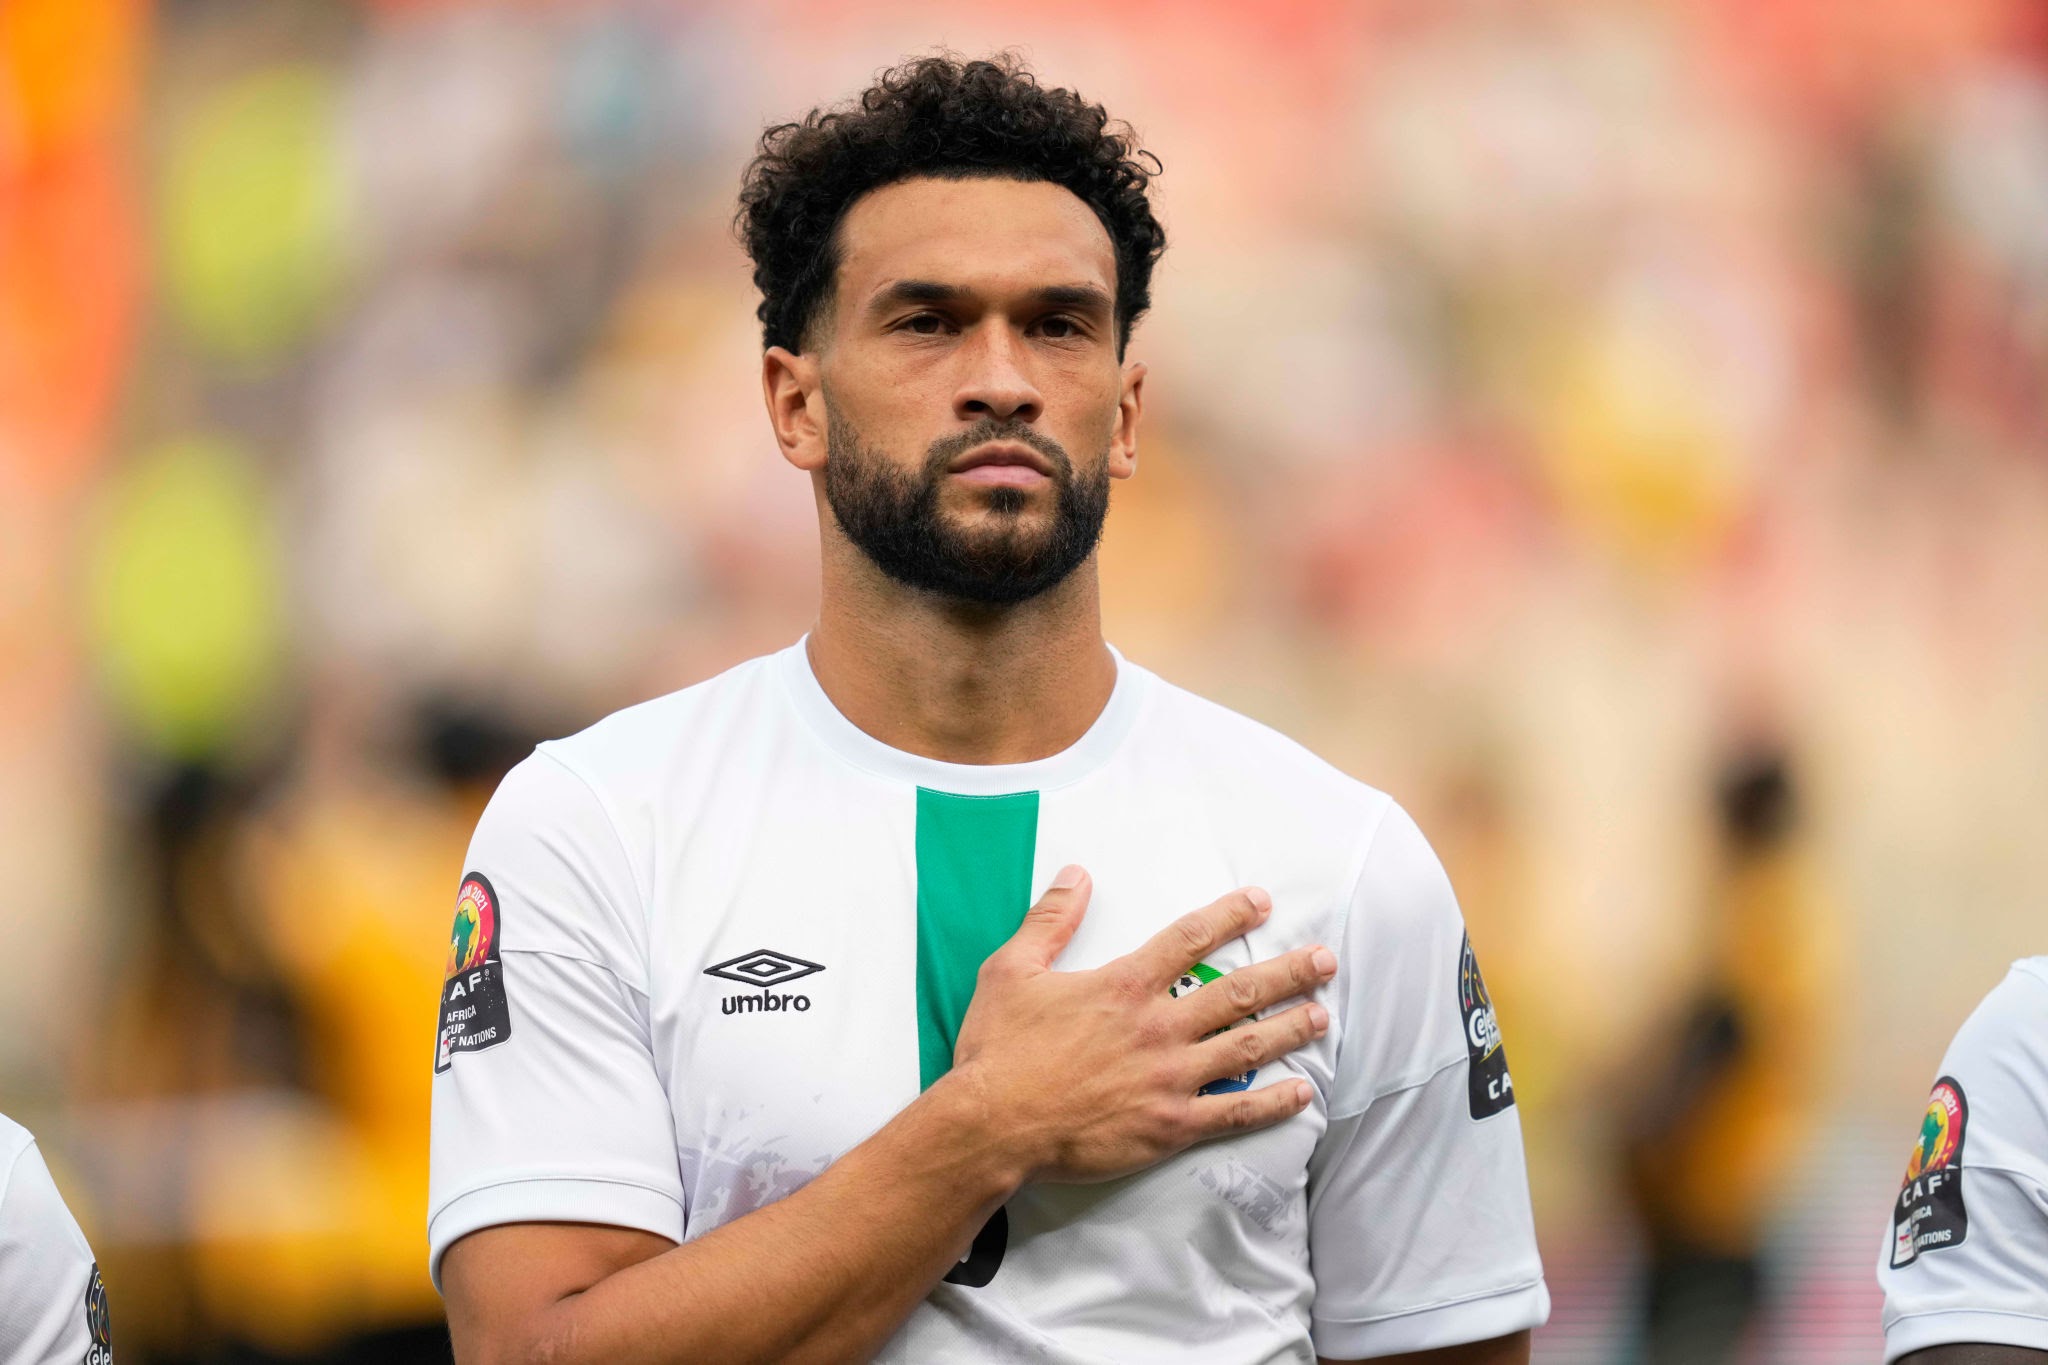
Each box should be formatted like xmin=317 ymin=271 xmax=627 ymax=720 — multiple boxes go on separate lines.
xmin=1878 ymin=958 xmax=2048 ymax=1364
xmin=431 ymin=54 xmax=1546 ymax=1364
xmin=0 ymin=1114 xmax=112 ymax=1364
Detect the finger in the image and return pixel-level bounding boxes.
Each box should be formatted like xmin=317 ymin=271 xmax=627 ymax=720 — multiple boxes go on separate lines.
xmin=999 ymin=865 xmax=1092 ymax=971
xmin=1176 ymin=944 xmax=1336 ymax=1036
xmin=1186 ymin=1077 xmax=1316 ymax=1140
xmin=1124 ymin=887 xmax=1270 ymax=989
xmin=1186 ymin=1001 xmax=1328 ymax=1091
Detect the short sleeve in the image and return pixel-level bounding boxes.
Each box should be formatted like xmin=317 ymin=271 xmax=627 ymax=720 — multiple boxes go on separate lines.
xmin=0 ymin=1135 xmax=103 ymax=1364
xmin=1878 ymin=962 xmax=2048 ymax=1363
xmin=428 ymin=749 xmax=685 ymax=1290
xmin=1305 ymin=801 xmax=1548 ymax=1358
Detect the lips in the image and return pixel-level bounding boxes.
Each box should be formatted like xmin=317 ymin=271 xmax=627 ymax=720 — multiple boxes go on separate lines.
xmin=949 ymin=442 xmax=1054 ymax=486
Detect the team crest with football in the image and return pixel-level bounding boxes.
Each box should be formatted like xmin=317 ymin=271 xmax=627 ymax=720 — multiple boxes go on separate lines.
xmin=1170 ymin=961 xmax=1257 ymax=1096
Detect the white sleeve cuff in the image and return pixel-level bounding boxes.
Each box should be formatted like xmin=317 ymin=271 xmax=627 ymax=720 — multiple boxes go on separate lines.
xmin=1885 ymin=1308 xmax=2048 ymax=1363
xmin=1311 ymin=1277 xmax=1550 ymax=1359
xmin=428 ymin=1177 xmax=685 ymax=1291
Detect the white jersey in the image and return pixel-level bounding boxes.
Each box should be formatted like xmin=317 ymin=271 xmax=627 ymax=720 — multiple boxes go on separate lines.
xmin=1878 ymin=957 xmax=2048 ymax=1362
xmin=429 ymin=640 xmax=1548 ymax=1361
xmin=0 ymin=1115 xmax=110 ymax=1364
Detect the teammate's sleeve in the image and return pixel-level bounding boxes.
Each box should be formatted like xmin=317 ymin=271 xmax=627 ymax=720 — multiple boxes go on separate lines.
xmin=1304 ymin=800 xmax=1549 ymax=1359
xmin=427 ymin=747 xmax=684 ymax=1290
xmin=0 ymin=1129 xmax=109 ymax=1364
xmin=1878 ymin=962 xmax=2048 ymax=1363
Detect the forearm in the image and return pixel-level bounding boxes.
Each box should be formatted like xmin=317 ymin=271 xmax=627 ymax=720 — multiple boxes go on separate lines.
xmin=526 ymin=1074 xmax=1019 ymax=1365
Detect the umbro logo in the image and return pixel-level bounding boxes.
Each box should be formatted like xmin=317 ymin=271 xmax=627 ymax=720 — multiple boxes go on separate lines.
xmin=706 ymin=948 xmax=823 ymax=1015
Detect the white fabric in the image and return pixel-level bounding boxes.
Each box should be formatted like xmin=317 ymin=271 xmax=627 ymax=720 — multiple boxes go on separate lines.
xmin=0 ymin=1115 xmax=101 ymax=1364
xmin=1879 ymin=957 xmax=2048 ymax=1363
xmin=430 ymin=639 xmax=1548 ymax=1359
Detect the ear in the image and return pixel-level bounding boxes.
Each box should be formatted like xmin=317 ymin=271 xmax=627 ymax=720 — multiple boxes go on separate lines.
xmin=1109 ymin=359 xmax=1146 ymax=480
xmin=762 ymin=346 xmax=825 ymax=472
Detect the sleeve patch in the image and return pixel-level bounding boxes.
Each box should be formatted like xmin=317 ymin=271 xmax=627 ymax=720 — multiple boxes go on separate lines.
xmin=1891 ymin=1075 xmax=1969 ymax=1268
xmin=436 ymin=872 xmax=513 ymax=1073
xmin=84 ymin=1260 xmax=111 ymax=1364
xmin=1459 ymin=932 xmax=1515 ymax=1120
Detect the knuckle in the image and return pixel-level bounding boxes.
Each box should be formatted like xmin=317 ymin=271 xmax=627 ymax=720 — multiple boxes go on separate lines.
xmin=1234 ymin=1028 xmax=1268 ymax=1071
xmin=1227 ymin=1094 xmax=1260 ymax=1130
xmin=1131 ymin=1012 xmax=1172 ymax=1051
xmin=1110 ymin=963 xmax=1153 ymax=1004
xmin=1172 ymin=915 xmax=1210 ymax=962
xmin=1222 ymin=972 xmax=1261 ymax=1013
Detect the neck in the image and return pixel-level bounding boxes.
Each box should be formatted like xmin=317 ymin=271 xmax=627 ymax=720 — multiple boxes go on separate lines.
xmin=807 ymin=536 xmax=1117 ymax=766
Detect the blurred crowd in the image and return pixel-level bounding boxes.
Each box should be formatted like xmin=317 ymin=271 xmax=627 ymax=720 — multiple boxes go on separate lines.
xmin=4 ymin=0 xmax=2047 ymax=1360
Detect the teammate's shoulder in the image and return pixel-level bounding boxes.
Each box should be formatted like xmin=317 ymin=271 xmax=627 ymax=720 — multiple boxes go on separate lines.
xmin=1962 ymin=957 xmax=2048 ymax=1036
xmin=0 ymin=1112 xmax=38 ymax=1192
xmin=1135 ymin=663 xmax=1392 ymax=815
xmin=2007 ymin=955 xmax=2048 ymax=999
xmin=1940 ymin=958 xmax=2048 ymax=1121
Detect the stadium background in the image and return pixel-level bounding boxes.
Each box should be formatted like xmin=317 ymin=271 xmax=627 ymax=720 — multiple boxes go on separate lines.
xmin=4 ymin=0 xmax=2046 ymax=1359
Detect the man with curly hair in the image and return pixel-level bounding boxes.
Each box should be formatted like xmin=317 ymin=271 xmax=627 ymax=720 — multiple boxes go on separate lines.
xmin=430 ymin=54 xmax=1547 ymax=1363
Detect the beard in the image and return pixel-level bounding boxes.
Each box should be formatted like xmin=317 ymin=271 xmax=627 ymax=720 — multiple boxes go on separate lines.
xmin=824 ymin=406 xmax=1111 ymax=606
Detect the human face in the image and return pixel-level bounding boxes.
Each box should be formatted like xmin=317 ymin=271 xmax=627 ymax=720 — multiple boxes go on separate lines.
xmin=763 ymin=176 xmax=1145 ymax=604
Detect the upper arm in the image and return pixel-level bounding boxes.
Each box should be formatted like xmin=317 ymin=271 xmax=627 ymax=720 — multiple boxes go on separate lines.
xmin=429 ymin=752 xmax=687 ymax=1289
xmin=1319 ymin=1327 xmax=1533 ymax=1365
xmin=1878 ymin=966 xmax=2048 ymax=1364
xmin=1305 ymin=803 xmax=1548 ymax=1359
xmin=443 ymin=1221 xmax=676 ymax=1365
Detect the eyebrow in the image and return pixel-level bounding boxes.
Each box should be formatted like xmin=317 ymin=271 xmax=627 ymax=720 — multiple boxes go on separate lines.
xmin=866 ymin=279 xmax=1114 ymax=316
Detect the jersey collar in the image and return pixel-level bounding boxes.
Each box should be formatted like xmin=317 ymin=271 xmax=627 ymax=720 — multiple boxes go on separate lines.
xmin=776 ymin=635 xmax=1147 ymax=795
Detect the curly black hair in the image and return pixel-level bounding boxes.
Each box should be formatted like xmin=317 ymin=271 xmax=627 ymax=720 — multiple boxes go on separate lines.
xmin=736 ymin=53 xmax=1165 ymax=356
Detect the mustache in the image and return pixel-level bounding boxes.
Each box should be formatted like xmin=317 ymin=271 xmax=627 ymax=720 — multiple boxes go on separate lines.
xmin=922 ymin=419 xmax=1072 ymax=478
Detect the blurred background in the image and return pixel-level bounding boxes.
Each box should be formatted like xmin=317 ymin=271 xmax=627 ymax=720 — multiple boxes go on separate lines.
xmin=5 ymin=0 xmax=2047 ymax=1359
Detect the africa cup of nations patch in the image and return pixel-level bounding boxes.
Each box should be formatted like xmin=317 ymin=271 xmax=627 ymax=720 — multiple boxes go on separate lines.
xmin=83 ymin=1261 xmax=111 ymax=1365
xmin=1892 ymin=1075 xmax=1969 ymax=1268
xmin=1459 ymin=933 xmax=1515 ymax=1120
xmin=436 ymin=872 xmax=511 ymax=1072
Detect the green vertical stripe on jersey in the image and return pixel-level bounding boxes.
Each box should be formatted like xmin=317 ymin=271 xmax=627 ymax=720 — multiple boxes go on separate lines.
xmin=915 ymin=788 xmax=1039 ymax=1092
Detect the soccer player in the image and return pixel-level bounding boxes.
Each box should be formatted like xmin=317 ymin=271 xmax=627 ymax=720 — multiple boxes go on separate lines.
xmin=431 ymin=55 xmax=1547 ymax=1363
xmin=1879 ymin=957 xmax=2048 ymax=1364
xmin=0 ymin=1114 xmax=112 ymax=1362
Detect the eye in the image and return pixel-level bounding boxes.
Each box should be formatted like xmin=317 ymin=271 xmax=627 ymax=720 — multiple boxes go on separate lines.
xmin=1036 ymin=315 xmax=1084 ymax=339
xmin=901 ymin=313 xmax=951 ymax=335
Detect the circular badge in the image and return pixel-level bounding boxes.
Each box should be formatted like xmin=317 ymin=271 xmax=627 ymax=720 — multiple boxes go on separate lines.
xmin=1905 ymin=1079 xmax=1965 ymax=1183
xmin=446 ymin=875 xmax=497 ymax=979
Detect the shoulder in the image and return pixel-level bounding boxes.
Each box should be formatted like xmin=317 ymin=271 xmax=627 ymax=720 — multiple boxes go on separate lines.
xmin=1949 ymin=959 xmax=2048 ymax=1070
xmin=1936 ymin=958 xmax=2048 ymax=1157
xmin=0 ymin=1113 xmax=33 ymax=1191
xmin=1132 ymin=666 xmax=1393 ymax=837
xmin=537 ymin=650 xmax=786 ymax=797
xmin=480 ymin=649 xmax=788 ymax=849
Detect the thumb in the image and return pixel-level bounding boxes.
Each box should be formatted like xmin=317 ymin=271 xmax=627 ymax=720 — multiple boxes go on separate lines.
xmin=1005 ymin=865 xmax=1091 ymax=970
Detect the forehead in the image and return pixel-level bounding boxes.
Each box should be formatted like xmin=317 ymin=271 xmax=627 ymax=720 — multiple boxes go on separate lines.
xmin=834 ymin=176 xmax=1117 ymax=304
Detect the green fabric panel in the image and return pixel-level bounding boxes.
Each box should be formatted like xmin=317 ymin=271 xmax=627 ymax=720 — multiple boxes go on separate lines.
xmin=915 ymin=787 xmax=1040 ymax=1091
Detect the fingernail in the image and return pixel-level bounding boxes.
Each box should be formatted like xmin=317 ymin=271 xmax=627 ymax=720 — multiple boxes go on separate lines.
xmin=1245 ymin=887 xmax=1271 ymax=917
xmin=1294 ymin=1081 xmax=1314 ymax=1106
xmin=1309 ymin=1003 xmax=1329 ymax=1032
xmin=1311 ymin=947 xmax=1337 ymax=976
xmin=1052 ymin=864 xmax=1085 ymax=890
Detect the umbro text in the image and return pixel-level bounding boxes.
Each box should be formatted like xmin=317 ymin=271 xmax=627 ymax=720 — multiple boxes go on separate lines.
xmin=721 ymin=992 xmax=811 ymax=1014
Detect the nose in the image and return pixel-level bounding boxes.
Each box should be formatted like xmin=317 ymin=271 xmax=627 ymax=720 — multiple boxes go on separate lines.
xmin=952 ymin=324 xmax=1042 ymax=426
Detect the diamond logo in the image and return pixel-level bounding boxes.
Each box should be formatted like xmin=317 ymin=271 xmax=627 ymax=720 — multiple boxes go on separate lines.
xmin=704 ymin=948 xmax=825 ymax=991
